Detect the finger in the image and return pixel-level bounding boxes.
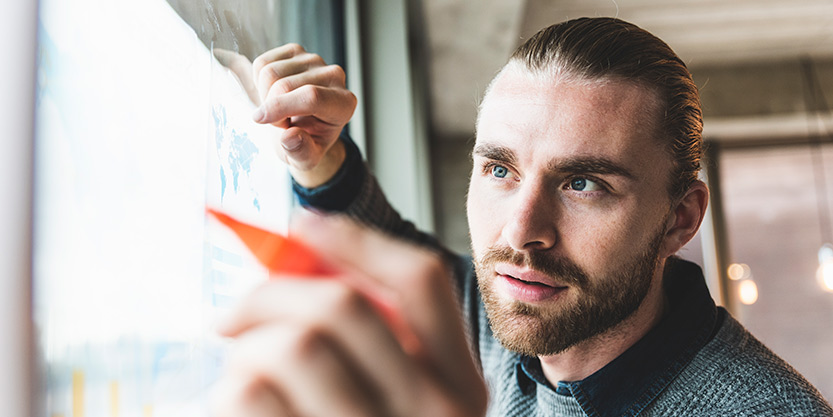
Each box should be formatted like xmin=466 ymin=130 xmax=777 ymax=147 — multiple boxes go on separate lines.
xmin=217 ymin=278 xmax=376 ymax=337
xmin=213 ymin=48 xmax=259 ymax=106
xmin=289 ymin=213 xmax=441 ymax=296
xmin=211 ymin=375 xmax=294 ymax=417
xmin=252 ymin=43 xmax=306 ymax=83
xmin=253 ymin=66 xmax=349 ymax=136
xmin=255 ymin=53 xmax=328 ymax=103
xmin=259 ymin=64 xmax=346 ymax=102
xmin=254 ymin=84 xmax=356 ymax=127
xmin=290 ymin=214 xmax=482 ymax=396
xmin=219 ymin=278 xmax=421 ymax=415
xmin=277 ymin=127 xmax=323 ymax=171
xmin=227 ymin=320 xmax=389 ymax=417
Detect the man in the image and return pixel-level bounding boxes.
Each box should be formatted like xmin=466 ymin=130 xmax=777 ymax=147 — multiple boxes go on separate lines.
xmin=214 ymin=18 xmax=833 ymax=416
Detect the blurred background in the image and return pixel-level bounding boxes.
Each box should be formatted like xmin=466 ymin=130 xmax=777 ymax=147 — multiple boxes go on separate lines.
xmin=2 ymin=0 xmax=831 ymax=415
xmin=419 ymin=0 xmax=833 ymax=402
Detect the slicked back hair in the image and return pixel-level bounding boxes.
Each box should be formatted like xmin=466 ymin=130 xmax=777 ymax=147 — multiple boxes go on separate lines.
xmin=508 ymin=17 xmax=703 ymax=201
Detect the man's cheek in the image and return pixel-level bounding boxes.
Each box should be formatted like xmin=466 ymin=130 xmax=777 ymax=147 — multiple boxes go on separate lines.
xmin=468 ymin=191 xmax=504 ymax=244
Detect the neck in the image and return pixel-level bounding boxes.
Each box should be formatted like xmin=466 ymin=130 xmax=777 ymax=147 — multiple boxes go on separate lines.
xmin=538 ymin=263 xmax=668 ymax=383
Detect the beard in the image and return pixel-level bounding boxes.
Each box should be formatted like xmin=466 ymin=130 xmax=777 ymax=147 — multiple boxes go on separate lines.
xmin=474 ymin=226 xmax=665 ymax=356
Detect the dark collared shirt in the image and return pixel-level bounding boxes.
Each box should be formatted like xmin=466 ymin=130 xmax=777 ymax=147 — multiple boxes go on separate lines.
xmin=293 ymin=134 xmax=365 ymax=212
xmin=509 ymin=259 xmax=721 ymax=416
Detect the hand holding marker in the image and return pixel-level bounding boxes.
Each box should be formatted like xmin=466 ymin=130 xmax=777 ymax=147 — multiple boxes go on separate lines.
xmin=206 ymin=208 xmax=421 ymax=355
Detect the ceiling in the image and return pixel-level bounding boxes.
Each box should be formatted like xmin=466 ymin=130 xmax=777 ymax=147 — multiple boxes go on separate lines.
xmin=522 ymin=0 xmax=833 ymax=66
xmin=423 ymin=0 xmax=833 ymax=138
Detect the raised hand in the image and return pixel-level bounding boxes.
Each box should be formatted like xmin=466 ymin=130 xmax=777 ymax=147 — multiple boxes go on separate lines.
xmin=215 ymin=44 xmax=357 ymax=188
xmin=212 ymin=213 xmax=488 ymax=417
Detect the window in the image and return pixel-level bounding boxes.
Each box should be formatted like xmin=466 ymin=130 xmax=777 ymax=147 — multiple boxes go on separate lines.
xmin=719 ymin=143 xmax=833 ymax=400
xmin=33 ymin=1 xmax=344 ymax=415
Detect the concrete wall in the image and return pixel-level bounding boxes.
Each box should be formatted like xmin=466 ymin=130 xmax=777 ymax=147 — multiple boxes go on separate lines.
xmin=694 ymin=59 xmax=833 ymax=119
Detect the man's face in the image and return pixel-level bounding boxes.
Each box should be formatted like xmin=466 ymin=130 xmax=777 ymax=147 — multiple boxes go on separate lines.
xmin=467 ymin=66 xmax=675 ymax=356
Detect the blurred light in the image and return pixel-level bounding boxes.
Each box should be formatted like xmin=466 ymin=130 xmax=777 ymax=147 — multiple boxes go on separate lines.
xmin=816 ymin=244 xmax=833 ymax=293
xmin=739 ymin=279 xmax=758 ymax=305
xmin=816 ymin=260 xmax=833 ymax=293
xmin=727 ymin=263 xmax=751 ymax=281
xmin=818 ymin=243 xmax=833 ymax=264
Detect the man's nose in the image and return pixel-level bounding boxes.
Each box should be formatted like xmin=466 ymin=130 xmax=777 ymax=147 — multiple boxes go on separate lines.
xmin=501 ymin=185 xmax=558 ymax=252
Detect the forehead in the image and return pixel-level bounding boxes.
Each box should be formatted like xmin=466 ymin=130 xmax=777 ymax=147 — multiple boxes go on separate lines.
xmin=476 ymin=67 xmax=669 ymax=171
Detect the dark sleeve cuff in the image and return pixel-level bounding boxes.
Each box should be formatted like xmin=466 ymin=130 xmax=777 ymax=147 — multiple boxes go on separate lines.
xmin=292 ymin=134 xmax=366 ymax=212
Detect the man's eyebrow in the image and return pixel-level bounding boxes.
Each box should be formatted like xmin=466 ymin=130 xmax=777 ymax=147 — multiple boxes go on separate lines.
xmin=553 ymin=157 xmax=635 ymax=179
xmin=472 ymin=144 xmax=635 ymax=179
xmin=472 ymin=143 xmax=517 ymax=165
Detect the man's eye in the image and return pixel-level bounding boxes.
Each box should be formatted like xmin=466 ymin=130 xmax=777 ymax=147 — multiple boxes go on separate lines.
xmin=491 ymin=165 xmax=510 ymax=178
xmin=569 ymin=177 xmax=602 ymax=192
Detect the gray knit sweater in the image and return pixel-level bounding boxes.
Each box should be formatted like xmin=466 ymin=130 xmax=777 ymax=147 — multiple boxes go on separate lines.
xmin=295 ymin=147 xmax=833 ymax=416
xmin=460 ymin=254 xmax=833 ymax=416
xmin=476 ymin=313 xmax=833 ymax=416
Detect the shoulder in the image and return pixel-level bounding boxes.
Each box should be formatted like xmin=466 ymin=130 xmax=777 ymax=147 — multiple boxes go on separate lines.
xmin=647 ymin=309 xmax=833 ymax=416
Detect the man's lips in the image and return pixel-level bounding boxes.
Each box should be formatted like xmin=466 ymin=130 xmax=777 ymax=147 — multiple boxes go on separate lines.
xmin=493 ymin=263 xmax=569 ymax=303
xmin=494 ymin=263 xmax=568 ymax=288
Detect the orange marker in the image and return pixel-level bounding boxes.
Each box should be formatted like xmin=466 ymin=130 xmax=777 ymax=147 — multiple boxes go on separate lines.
xmin=207 ymin=208 xmax=332 ymax=276
xmin=206 ymin=208 xmax=421 ymax=355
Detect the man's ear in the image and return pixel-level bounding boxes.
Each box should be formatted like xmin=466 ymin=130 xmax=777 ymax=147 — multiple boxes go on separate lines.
xmin=660 ymin=180 xmax=709 ymax=258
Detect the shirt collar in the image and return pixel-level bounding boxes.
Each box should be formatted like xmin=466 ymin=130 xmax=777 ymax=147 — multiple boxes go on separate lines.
xmin=515 ymin=257 xmax=720 ymax=417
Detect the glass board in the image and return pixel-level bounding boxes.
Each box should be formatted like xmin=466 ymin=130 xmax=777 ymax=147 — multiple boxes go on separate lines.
xmin=32 ymin=0 xmax=300 ymax=415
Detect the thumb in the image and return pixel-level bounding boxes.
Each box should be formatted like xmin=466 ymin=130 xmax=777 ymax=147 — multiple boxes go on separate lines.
xmin=278 ymin=126 xmax=325 ymax=172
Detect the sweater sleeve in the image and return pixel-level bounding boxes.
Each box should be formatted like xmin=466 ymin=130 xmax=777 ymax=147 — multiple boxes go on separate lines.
xmin=292 ymin=135 xmax=452 ymax=258
xmin=293 ymin=135 xmax=483 ymax=366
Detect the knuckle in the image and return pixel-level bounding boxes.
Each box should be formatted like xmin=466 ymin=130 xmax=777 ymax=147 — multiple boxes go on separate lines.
xmin=260 ymin=64 xmax=282 ymax=86
xmin=285 ymin=42 xmax=305 ymax=55
xmin=252 ymin=55 xmax=266 ymax=71
xmin=212 ymin=377 xmax=282 ymax=417
xmin=345 ymin=91 xmax=358 ymax=110
xmin=273 ymin=78 xmax=295 ymax=95
xmin=300 ymin=51 xmax=326 ymax=67
xmin=298 ymin=84 xmax=322 ymax=105
xmin=229 ymin=378 xmax=261 ymax=405
xmin=324 ymin=64 xmax=346 ymax=84
xmin=318 ymin=280 xmax=368 ymax=320
xmin=283 ymin=324 xmax=328 ymax=362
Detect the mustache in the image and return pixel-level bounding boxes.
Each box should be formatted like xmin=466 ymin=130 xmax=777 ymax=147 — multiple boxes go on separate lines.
xmin=476 ymin=246 xmax=589 ymax=289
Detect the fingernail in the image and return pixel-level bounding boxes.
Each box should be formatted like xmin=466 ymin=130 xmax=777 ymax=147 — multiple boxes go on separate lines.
xmin=252 ymin=107 xmax=265 ymax=123
xmin=281 ymin=136 xmax=303 ymax=152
